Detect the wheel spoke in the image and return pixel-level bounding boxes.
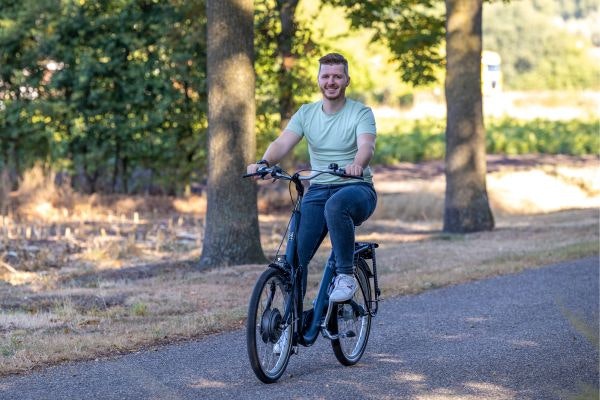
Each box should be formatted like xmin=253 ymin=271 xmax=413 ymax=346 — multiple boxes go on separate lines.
xmin=330 ymin=260 xmax=372 ymax=366
xmin=247 ymin=269 xmax=294 ymax=383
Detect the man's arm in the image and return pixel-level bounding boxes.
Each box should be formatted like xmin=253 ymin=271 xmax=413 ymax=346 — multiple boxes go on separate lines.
xmin=261 ymin=130 xmax=302 ymax=166
xmin=344 ymin=133 xmax=376 ymax=177
xmin=246 ymin=130 xmax=302 ymax=175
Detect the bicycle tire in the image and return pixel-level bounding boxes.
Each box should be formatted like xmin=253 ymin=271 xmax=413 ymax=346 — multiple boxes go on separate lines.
xmin=246 ymin=267 xmax=295 ymax=383
xmin=330 ymin=258 xmax=372 ymax=366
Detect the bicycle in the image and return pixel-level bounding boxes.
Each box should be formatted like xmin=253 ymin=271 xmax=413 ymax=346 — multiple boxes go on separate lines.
xmin=243 ymin=163 xmax=381 ymax=383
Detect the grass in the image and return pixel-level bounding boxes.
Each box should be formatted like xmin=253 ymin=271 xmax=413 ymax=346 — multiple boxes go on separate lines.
xmin=0 ymin=155 xmax=598 ymax=377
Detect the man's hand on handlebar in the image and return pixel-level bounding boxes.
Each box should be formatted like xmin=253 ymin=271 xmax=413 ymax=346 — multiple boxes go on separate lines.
xmin=343 ymin=163 xmax=364 ymax=178
xmin=245 ymin=162 xmax=271 ymax=180
xmin=246 ymin=163 xmax=260 ymax=179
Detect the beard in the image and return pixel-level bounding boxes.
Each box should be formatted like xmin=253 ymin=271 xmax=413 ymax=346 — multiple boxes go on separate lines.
xmin=320 ymin=85 xmax=346 ymax=101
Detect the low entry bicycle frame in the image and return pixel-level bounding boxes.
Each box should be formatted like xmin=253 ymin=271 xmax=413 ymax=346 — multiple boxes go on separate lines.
xmin=264 ymin=166 xmax=381 ymax=348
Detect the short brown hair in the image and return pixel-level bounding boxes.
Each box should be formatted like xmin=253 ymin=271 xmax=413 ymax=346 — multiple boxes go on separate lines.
xmin=318 ymin=53 xmax=349 ymax=76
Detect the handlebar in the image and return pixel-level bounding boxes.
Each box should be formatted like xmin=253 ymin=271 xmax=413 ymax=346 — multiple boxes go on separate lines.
xmin=242 ymin=163 xmax=364 ymax=182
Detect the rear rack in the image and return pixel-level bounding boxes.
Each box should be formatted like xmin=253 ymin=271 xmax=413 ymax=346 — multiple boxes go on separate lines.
xmin=354 ymin=242 xmax=381 ymax=316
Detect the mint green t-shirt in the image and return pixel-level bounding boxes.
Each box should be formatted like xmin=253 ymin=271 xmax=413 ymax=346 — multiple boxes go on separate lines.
xmin=285 ymin=99 xmax=377 ymax=184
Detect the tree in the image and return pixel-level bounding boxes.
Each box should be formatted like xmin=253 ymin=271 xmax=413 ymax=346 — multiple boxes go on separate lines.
xmin=0 ymin=0 xmax=57 ymax=187
xmin=0 ymin=0 xmax=208 ymax=194
xmin=275 ymin=0 xmax=300 ymax=128
xmin=200 ymin=0 xmax=265 ymax=267
xmin=322 ymin=0 xmax=494 ymax=233
xmin=444 ymin=0 xmax=494 ymax=232
xmin=254 ymin=0 xmax=318 ymax=162
xmin=321 ymin=0 xmax=445 ymax=85
xmin=44 ymin=0 xmax=207 ymax=194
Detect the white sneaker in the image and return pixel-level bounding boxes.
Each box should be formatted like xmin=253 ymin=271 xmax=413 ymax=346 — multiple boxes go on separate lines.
xmin=273 ymin=328 xmax=289 ymax=355
xmin=329 ymin=274 xmax=357 ymax=303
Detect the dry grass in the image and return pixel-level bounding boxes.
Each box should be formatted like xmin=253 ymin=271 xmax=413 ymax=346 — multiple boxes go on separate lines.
xmin=372 ymin=155 xmax=599 ymax=220
xmin=0 ymin=155 xmax=598 ymax=376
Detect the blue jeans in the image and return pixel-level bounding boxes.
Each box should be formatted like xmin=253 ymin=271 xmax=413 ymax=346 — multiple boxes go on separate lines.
xmin=296 ymin=182 xmax=377 ymax=295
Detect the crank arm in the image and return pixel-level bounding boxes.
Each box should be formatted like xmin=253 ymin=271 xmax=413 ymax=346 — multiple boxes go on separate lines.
xmin=320 ymin=300 xmax=339 ymax=340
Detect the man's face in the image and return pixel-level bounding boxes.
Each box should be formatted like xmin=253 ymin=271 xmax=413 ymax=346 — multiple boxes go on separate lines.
xmin=318 ymin=63 xmax=349 ymax=101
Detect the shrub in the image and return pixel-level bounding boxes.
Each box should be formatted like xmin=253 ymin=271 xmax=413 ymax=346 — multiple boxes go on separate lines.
xmin=374 ymin=118 xmax=599 ymax=164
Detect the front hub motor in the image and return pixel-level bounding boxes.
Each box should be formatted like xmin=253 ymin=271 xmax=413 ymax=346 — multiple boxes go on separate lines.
xmin=260 ymin=308 xmax=282 ymax=343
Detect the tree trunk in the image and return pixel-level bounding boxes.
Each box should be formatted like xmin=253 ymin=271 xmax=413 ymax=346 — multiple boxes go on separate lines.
xmin=200 ymin=0 xmax=265 ymax=267
xmin=277 ymin=0 xmax=300 ymax=171
xmin=112 ymin=139 xmax=121 ymax=193
xmin=443 ymin=0 xmax=494 ymax=233
xmin=277 ymin=0 xmax=299 ymax=130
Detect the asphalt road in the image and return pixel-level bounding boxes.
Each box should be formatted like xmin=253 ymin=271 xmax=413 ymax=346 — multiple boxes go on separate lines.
xmin=1 ymin=257 xmax=598 ymax=400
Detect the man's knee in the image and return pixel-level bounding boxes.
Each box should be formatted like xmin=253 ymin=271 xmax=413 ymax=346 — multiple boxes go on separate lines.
xmin=324 ymin=198 xmax=346 ymax=219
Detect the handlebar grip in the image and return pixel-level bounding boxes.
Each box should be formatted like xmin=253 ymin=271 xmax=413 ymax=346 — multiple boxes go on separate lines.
xmin=341 ymin=173 xmax=364 ymax=180
xmin=336 ymin=168 xmax=364 ymax=180
xmin=242 ymin=168 xmax=270 ymax=179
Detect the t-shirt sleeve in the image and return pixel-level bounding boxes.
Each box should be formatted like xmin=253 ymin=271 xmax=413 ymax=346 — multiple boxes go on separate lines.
xmin=285 ymin=105 xmax=305 ymax=138
xmin=357 ymin=107 xmax=377 ymax=136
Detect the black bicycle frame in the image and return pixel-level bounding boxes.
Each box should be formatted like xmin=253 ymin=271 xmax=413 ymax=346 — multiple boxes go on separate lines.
xmin=260 ymin=168 xmax=381 ymax=348
xmin=274 ymin=174 xmax=370 ymax=347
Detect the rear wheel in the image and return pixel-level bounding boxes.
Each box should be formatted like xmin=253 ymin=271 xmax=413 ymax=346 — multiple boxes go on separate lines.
xmin=330 ymin=258 xmax=372 ymax=366
xmin=246 ymin=268 xmax=294 ymax=383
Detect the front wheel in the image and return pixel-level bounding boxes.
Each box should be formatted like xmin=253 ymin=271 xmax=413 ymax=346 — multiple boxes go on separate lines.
xmin=330 ymin=258 xmax=372 ymax=365
xmin=246 ymin=267 xmax=294 ymax=383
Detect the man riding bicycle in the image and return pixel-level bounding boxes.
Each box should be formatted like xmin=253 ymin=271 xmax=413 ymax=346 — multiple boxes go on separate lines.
xmin=246 ymin=53 xmax=377 ymax=304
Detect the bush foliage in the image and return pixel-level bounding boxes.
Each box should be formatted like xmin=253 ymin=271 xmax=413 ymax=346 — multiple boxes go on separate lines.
xmin=367 ymin=118 xmax=600 ymax=164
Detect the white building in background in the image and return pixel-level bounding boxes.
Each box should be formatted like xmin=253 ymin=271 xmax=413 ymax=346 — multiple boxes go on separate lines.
xmin=482 ymin=50 xmax=502 ymax=96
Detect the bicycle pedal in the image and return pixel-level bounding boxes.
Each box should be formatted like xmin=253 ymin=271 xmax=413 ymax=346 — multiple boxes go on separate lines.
xmin=292 ymin=345 xmax=299 ymax=355
xmin=330 ymin=299 xmax=352 ymax=305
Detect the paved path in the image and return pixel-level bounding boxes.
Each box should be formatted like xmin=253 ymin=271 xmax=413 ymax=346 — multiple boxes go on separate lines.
xmin=1 ymin=257 xmax=598 ymax=400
